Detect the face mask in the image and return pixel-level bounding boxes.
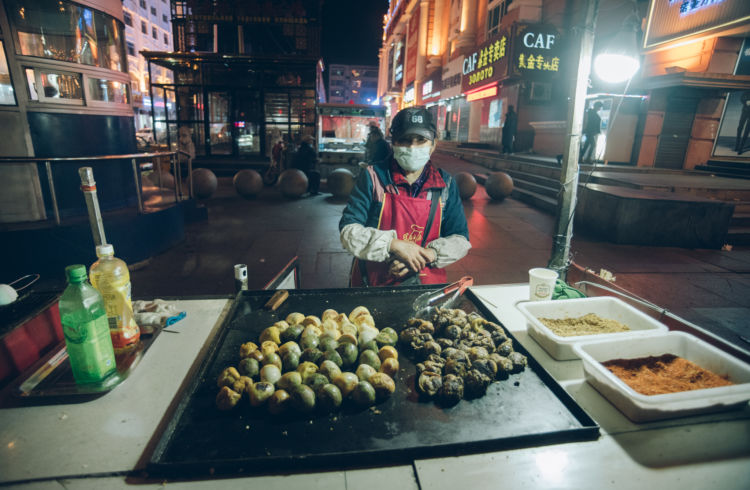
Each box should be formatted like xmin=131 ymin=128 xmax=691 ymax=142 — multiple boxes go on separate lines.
xmin=393 ymin=145 xmax=432 ymax=172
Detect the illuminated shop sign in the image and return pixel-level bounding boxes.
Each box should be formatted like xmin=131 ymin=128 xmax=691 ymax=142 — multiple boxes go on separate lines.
xmin=465 ymin=83 xmax=498 ymax=102
xmin=512 ymin=24 xmax=562 ymax=80
xmin=644 ymin=0 xmax=750 ymax=49
xmin=669 ymin=0 xmax=724 ymax=16
xmin=403 ymin=82 xmax=415 ymax=107
xmin=422 ymin=71 xmax=442 ymax=102
xmin=460 ymin=30 xmax=510 ymax=94
xmin=392 ymin=40 xmax=404 ymax=89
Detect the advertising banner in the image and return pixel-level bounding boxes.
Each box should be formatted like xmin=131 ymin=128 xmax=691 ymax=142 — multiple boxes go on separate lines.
xmin=511 ymin=24 xmax=562 ymax=81
xmin=713 ymin=38 xmax=750 ymax=158
xmin=441 ymin=56 xmax=463 ymax=99
xmin=421 ymin=69 xmax=442 ymax=104
xmin=405 ymin=5 xmax=420 ymax=85
xmin=391 ymin=40 xmax=404 ymax=91
xmin=460 ymin=30 xmax=510 ymax=94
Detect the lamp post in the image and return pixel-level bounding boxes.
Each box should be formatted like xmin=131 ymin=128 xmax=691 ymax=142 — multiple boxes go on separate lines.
xmin=547 ymin=0 xmax=600 ymax=280
xmin=548 ymin=0 xmax=641 ymax=281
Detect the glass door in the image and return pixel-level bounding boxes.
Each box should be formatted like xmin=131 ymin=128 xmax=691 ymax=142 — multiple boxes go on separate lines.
xmin=208 ymin=91 xmax=232 ymax=155
xmin=233 ymin=90 xmax=261 ymax=156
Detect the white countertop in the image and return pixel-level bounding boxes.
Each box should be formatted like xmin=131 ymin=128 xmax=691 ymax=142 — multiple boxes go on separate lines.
xmin=1 ymin=287 xmax=749 ymax=489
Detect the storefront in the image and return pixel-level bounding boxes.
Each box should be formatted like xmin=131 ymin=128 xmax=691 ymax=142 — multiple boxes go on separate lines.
xmin=438 ymin=56 xmax=466 ymax=142
xmin=142 ymin=52 xmax=318 ymax=160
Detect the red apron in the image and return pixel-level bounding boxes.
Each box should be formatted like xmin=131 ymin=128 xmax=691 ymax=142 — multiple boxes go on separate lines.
xmin=351 ymin=168 xmax=446 ymax=287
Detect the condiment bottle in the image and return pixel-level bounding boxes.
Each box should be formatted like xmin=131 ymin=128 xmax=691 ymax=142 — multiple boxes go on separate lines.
xmin=59 ymin=264 xmax=117 ymax=384
xmin=89 ymin=244 xmax=140 ymax=351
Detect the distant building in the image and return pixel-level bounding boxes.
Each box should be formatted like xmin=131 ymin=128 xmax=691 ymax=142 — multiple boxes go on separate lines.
xmin=121 ymin=0 xmax=174 ymax=130
xmin=142 ymin=0 xmax=323 ymax=160
xmin=327 ymin=64 xmax=379 ymax=105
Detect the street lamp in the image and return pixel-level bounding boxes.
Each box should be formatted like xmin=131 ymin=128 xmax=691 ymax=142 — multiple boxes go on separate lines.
xmin=593 ymin=15 xmax=641 ymax=83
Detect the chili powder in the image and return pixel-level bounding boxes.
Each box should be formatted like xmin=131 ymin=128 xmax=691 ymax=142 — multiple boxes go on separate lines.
xmin=603 ymin=354 xmax=733 ymax=396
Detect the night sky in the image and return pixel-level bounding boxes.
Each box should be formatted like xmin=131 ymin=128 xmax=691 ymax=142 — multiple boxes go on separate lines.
xmin=321 ymin=0 xmax=389 ymax=66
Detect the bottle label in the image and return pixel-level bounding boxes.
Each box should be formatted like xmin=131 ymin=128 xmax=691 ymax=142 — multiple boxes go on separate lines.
xmin=63 ymin=315 xmax=116 ymax=383
xmin=95 ymin=276 xmax=140 ymax=349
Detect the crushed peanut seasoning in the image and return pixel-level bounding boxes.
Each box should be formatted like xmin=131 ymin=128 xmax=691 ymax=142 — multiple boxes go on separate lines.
xmin=538 ymin=313 xmax=630 ymax=337
xmin=603 ymin=354 xmax=733 ymax=396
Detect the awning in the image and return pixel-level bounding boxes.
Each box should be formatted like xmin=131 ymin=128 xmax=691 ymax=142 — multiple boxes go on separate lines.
xmin=642 ymin=72 xmax=750 ymax=90
xmin=140 ymin=51 xmax=319 ymax=70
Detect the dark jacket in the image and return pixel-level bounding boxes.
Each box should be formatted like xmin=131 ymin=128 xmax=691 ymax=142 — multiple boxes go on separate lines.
xmin=584 ymin=109 xmax=602 ymax=136
xmin=339 ymin=158 xmax=469 ymax=241
xmin=364 ymin=137 xmax=391 ymax=163
xmin=291 ymin=142 xmax=317 ymax=173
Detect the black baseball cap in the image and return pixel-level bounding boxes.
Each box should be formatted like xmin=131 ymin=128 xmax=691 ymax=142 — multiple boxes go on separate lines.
xmin=390 ymin=106 xmax=437 ymax=141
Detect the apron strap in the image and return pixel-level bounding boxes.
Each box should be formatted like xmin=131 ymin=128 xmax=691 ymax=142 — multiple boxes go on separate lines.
xmin=421 ymin=190 xmax=440 ymax=247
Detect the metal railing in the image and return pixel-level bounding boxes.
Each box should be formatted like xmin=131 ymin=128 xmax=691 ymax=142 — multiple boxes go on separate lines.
xmin=0 ymin=151 xmax=193 ymax=226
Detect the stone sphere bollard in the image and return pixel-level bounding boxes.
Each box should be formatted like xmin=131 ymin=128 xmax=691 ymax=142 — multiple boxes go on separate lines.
xmin=454 ymin=172 xmax=477 ymax=200
xmin=233 ymin=169 xmax=263 ymax=199
xmin=192 ymin=168 xmax=218 ymax=199
xmin=279 ymin=169 xmax=308 ymax=198
xmin=485 ymin=172 xmax=514 ymax=201
xmin=327 ymin=168 xmax=355 ymax=199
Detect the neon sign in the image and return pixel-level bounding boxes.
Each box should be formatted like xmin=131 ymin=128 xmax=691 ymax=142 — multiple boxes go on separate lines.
xmin=670 ymin=0 xmax=725 ymax=16
xmin=465 ymin=83 xmax=498 ymax=102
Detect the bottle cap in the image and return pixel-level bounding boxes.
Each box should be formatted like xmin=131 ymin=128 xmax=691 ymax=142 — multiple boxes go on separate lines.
xmin=65 ymin=264 xmax=88 ymax=283
xmin=96 ymin=244 xmax=114 ymax=257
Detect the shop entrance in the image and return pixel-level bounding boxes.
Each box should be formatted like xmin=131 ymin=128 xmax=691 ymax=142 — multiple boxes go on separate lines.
xmin=654 ymin=94 xmax=698 ymax=170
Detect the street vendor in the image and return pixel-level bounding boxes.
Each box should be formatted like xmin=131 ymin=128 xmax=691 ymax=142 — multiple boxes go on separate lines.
xmin=339 ymin=106 xmax=471 ymax=286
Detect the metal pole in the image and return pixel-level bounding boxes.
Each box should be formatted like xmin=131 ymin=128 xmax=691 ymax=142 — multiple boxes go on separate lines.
xmin=131 ymin=158 xmax=144 ymax=213
xmin=78 ymin=167 xmax=108 ymax=246
xmin=548 ymin=0 xmax=600 ymax=281
xmin=44 ymin=161 xmax=61 ymax=226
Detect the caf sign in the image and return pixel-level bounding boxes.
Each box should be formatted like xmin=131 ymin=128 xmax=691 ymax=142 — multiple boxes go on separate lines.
xmin=523 ymin=32 xmax=556 ymax=50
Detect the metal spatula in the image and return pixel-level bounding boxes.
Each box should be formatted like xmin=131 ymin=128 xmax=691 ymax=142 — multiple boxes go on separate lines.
xmin=412 ymin=276 xmax=473 ymax=314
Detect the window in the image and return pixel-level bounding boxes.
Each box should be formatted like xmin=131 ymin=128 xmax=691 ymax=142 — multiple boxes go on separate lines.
xmin=88 ymin=78 xmax=129 ymax=104
xmin=139 ymin=0 xmax=146 ymax=9
xmin=164 ymin=33 xmax=169 ymax=45
xmin=487 ymin=0 xmax=513 ymax=37
xmin=150 ymin=7 xmax=156 ymax=16
xmin=152 ymin=27 xmax=157 ymax=39
xmin=0 ymin=41 xmax=16 ymax=105
xmin=162 ymin=14 xmax=168 ymax=23
xmin=127 ymin=41 xmax=135 ymax=56
xmin=141 ymin=21 xmax=148 ymax=34
xmin=124 ymin=11 xmax=133 ymax=27
xmin=9 ymin=0 xmax=126 ymax=72
xmin=25 ymin=67 xmax=83 ymax=102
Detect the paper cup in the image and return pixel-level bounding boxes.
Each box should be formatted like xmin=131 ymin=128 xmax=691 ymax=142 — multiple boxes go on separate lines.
xmin=529 ymin=268 xmax=558 ymax=301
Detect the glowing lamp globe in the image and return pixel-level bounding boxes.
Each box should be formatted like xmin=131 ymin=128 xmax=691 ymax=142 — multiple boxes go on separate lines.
xmin=594 ymin=54 xmax=640 ymax=84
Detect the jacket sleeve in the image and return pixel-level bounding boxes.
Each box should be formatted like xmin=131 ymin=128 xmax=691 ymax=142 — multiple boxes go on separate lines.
xmin=425 ymin=173 xmax=471 ymax=268
xmin=339 ymin=168 xmax=394 ymax=263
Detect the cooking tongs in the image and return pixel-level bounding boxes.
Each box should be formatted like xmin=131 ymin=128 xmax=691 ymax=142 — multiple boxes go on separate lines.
xmin=412 ymin=276 xmax=474 ymax=315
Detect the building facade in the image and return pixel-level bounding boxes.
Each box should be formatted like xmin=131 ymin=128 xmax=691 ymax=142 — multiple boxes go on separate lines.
xmin=377 ymin=0 xmax=750 ymax=170
xmin=142 ymin=0 xmax=322 ymax=161
xmin=0 ymin=0 xmax=136 ymax=223
xmin=122 ymin=0 xmax=173 ymax=130
xmin=327 ymin=63 xmax=379 ymax=105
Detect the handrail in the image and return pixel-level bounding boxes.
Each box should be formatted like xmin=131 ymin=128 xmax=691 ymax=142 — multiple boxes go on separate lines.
xmin=1 ymin=151 xmax=192 ymax=226
xmin=0 ymin=152 xmax=175 ymax=162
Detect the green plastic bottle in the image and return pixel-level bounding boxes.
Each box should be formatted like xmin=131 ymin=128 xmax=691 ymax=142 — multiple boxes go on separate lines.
xmin=59 ymin=264 xmax=116 ymax=384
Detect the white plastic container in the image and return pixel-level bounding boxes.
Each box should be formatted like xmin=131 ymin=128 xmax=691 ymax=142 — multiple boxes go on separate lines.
xmin=516 ymin=297 xmax=668 ymax=360
xmin=573 ymin=331 xmax=750 ymax=422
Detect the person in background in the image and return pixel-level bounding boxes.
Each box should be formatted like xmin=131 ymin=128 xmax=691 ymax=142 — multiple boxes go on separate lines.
xmin=501 ymin=105 xmax=517 ymax=154
xmin=291 ymin=135 xmax=320 ymax=195
xmin=339 ymin=106 xmax=471 ymax=287
xmin=581 ymin=101 xmax=603 ymax=163
xmin=364 ymin=125 xmax=391 ymax=164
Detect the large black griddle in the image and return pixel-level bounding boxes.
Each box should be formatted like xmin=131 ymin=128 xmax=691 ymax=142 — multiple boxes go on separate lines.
xmin=148 ymin=286 xmax=598 ymax=478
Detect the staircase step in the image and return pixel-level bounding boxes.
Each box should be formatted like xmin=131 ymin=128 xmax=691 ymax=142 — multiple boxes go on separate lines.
xmin=511 ymin=176 xmax=559 ymax=199
xmin=510 ymin=187 xmax=558 ymax=214
xmin=726 ymin=227 xmax=750 ymax=246
xmin=730 ymin=213 xmax=750 ymax=227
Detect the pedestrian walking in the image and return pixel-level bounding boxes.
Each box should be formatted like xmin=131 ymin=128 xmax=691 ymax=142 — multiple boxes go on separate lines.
xmin=291 ymin=135 xmax=320 ymax=194
xmin=339 ymin=106 xmax=471 ymax=287
xmin=364 ymin=125 xmax=391 ymax=164
xmin=581 ymin=101 xmax=603 ymax=163
xmin=501 ymin=105 xmax=517 ymax=154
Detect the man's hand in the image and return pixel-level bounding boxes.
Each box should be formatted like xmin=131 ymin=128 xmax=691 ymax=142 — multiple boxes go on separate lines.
xmin=389 ymin=239 xmax=435 ymax=273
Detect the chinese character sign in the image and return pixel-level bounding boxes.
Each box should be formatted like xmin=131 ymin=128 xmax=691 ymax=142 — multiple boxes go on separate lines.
xmin=512 ymin=24 xmax=562 ymax=81
xmin=460 ymin=30 xmax=510 ymax=93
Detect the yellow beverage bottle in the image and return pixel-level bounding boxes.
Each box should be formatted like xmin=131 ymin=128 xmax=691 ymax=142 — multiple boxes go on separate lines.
xmin=89 ymin=244 xmax=140 ymax=351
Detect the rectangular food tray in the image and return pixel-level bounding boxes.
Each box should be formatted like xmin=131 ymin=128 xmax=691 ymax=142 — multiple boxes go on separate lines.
xmin=147 ymin=286 xmax=598 ymax=478
xmin=573 ymin=331 xmax=750 ymax=422
xmin=516 ymin=297 xmax=669 ymax=360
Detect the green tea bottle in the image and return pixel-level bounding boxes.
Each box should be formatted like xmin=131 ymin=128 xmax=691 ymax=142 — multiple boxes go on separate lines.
xmin=59 ymin=264 xmax=116 ymax=384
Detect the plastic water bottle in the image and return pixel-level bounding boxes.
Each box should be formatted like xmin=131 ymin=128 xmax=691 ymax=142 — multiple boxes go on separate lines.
xmin=59 ymin=264 xmax=116 ymax=384
xmin=89 ymin=244 xmax=140 ymax=351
